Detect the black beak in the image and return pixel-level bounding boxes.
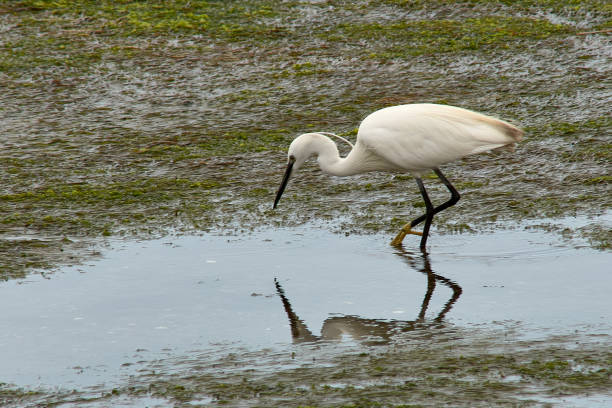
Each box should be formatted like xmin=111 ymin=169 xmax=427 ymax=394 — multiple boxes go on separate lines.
xmin=273 ymin=157 xmax=295 ymax=209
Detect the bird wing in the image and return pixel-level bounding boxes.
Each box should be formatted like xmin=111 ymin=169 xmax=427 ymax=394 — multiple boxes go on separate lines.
xmin=357 ymin=104 xmax=522 ymax=174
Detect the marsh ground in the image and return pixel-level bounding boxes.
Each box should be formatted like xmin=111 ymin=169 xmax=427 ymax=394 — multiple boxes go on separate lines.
xmin=0 ymin=0 xmax=611 ymax=406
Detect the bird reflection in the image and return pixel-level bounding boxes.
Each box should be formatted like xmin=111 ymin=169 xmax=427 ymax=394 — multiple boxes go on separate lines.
xmin=275 ymin=249 xmax=462 ymax=344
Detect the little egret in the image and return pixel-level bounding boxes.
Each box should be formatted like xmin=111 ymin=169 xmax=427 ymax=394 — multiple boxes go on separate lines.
xmin=273 ymin=103 xmax=523 ymax=250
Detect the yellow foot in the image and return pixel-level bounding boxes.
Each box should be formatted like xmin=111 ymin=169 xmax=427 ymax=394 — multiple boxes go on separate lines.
xmin=390 ymin=225 xmax=423 ymax=246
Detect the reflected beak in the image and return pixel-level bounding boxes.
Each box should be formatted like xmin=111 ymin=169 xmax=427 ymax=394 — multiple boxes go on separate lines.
xmin=273 ymin=158 xmax=295 ymax=209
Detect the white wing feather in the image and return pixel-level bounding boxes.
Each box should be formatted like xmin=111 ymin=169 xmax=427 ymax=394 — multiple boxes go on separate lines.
xmin=357 ymin=104 xmax=523 ymax=175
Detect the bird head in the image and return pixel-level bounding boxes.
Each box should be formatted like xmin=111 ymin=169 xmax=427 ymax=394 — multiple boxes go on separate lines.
xmin=273 ymin=133 xmax=322 ymax=209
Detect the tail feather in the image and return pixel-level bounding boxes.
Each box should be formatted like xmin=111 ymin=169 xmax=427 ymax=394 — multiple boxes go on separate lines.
xmin=500 ymin=122 xmax=524 ymax=142
xmin=490 ymin=121 xmax=523 ymax=152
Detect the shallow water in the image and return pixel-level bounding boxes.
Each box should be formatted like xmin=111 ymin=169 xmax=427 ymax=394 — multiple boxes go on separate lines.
xmin=0 ymin=220 xmax=610 ymax=390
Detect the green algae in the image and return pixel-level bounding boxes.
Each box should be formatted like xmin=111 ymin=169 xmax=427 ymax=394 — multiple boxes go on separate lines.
xmin=0 ymin=178 xmax=220 ymax=237
xmin=332 ymin=16 xmax=573 ymax=58
xmin=10 ymin=330 xmax=604 ymax=407
xmin=382 ymin=0 xmax=612 ymax=24
xmin=0 ymin=383 xmax=42 ymax=407
xmin=8 ymin=0 xmax=291 ymax=39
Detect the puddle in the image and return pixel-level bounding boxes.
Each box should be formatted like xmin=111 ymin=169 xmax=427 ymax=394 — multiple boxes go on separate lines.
xmin=0 ymin=222 xmax=610 ymax=391
xmin=54 ymin=395 xmax=171 ymax=408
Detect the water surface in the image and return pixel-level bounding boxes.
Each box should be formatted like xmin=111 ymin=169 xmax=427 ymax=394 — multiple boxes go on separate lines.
xmin=1 ymin=221 xmax=610 ymax=390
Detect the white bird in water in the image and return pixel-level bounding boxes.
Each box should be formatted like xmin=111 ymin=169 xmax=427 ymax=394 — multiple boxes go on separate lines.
xmin=273 ymin=103 xmax=523 ymax=251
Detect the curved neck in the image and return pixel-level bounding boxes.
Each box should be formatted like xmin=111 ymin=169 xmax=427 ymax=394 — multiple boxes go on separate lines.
xmin=315 ymin=137 xmax=358 ymax=177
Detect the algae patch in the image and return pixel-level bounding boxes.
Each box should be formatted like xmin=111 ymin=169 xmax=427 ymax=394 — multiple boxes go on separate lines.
xmin=8 ymin=328 xmax=609 ymax=407
xmin=332 ymin=16 xmax=574 ymax=58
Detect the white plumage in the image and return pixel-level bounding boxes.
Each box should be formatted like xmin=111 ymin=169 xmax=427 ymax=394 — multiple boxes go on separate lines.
xmin=273 ymin=103 xmax=523 ymax=251
xmin=358 ymin=104 xmax=522 ymax=176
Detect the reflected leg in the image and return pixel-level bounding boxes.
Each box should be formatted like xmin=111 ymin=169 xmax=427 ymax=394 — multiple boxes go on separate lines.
xmin=274 ymin=279 xmax=318 ymax=342
xmin=417 ymin=261 xmax=436 ymax=322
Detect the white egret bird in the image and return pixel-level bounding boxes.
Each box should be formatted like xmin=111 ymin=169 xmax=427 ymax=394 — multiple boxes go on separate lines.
xmin=273 ymin=103 xmax=523 ymax=250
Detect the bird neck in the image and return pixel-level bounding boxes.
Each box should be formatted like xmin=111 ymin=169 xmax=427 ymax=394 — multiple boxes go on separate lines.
xmin=317 ymin=141 xmax=360 ymax=177
xmin=294 ymin=133 xmax=364 ymax=176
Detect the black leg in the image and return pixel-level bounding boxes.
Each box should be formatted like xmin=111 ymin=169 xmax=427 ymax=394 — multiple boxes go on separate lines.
xmin=390 ymin=168 xmax=461 ymax=248
xmin=409 ymin=168 xmax=460 ymax=229
xmin=415 ymin=178 xmax=434 ymax=251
